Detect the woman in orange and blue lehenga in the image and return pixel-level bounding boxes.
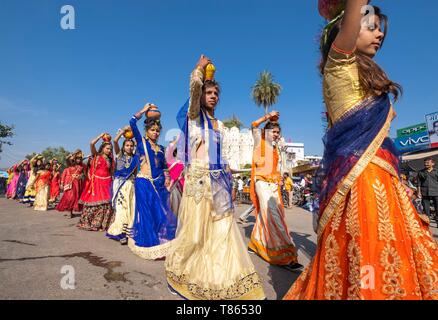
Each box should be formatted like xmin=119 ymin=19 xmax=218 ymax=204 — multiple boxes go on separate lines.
xmin=284 ymin=1 xmax=438 ymax=300
xmin=248 ymin=111 xmax=299 ymax=271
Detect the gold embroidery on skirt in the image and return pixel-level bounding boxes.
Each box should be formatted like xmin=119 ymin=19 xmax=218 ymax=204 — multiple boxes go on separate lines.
xmin=413 ymin=243 xmax=438 ymax=299
xmin=345 ymin=184 xmax=363 ymax=300
xmin=373 ymin=179 xmax=396 ymax=242
xmin=324 ymin=234 xmax=342 ymax=300
xmin=166 ymin=271 xmax=263 ymax=300
xmin=330 ymin=198 xmax=345 ymax=231
xmin=393 ymin=178 xmax=422 ymax=239
xmin=127 ymin=239 xmax=172 ymax=260
xmin=393 ymin=177 xmax=438 ymax=297
xmin=347 ymin=241 xmax=362 ymax=300
xmin=324 ymin=199 xmax=345 ymax=300
xmin=380 ymin=243 xmax=406 ymax=299
xmin=374 ymin=178 xmax=406 ymax=299
xmin=392 ymin=178 xmax=422 ymax=296
xmin=185 ymin=171 xmax=209 ymax=204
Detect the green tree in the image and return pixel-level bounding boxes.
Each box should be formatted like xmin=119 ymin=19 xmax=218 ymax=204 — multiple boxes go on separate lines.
xmin=252 ymin=71 xmax=282 ymax=114
xmin=26 ymin=147 xmax=71 ymax=170
xmin=0 ymin=123 xmax=14 ymax=155
xmin=223 ymin=114 xmax=244 ymax=129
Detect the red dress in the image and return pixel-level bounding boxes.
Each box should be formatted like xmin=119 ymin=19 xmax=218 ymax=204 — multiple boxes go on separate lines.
xmin=56 ymin=165 xmax=86 ymax=212
xmin=50 ymin=170 xmax=61 ymax=202
xmin=79 ymin=155 xmax=113 ymax=206
xmin=77 ymin=155 xmax=114 ymax=231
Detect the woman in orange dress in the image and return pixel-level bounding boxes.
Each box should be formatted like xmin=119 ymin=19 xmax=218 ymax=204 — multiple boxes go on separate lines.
xmin=249 ymin=111 xmax=299 ymax=270
xmin=284 ymin=1 xmax=438 ymax=300
xmin=34 ymin=163 xmax=52 ymax=211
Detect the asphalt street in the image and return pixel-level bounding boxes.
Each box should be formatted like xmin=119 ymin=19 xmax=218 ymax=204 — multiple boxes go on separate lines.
xmin=0 ymin=196 xmax=436 ymax=300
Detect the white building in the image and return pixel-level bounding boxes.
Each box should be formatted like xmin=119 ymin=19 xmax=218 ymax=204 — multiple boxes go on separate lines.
xmin=282 ymin=142 xmax=305 ymax=170
xmin=222 ymin=127 xmax=254 ymax=169
xmin=222 ymin=127 xmax=308 ymax=171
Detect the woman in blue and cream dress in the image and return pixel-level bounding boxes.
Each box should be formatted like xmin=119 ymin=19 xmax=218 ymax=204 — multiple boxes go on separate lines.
xmin=106 ymin=126 xmax=139 ymax=245
xmin=127 ymin=105 xmax=177 ymax=260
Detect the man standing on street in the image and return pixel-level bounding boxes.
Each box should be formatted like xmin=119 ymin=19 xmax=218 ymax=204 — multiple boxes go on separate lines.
xmin=418 ymin=157 xmax=438 ymax=222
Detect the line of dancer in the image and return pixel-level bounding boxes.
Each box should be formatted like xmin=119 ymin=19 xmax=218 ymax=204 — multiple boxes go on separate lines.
xmin=4 ymin=0 xmax=438 ymax=300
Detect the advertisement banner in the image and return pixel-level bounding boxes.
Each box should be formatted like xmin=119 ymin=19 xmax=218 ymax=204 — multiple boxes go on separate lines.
xmin=426 ymin=112 xmax=438 ymax=149
xmin=396 ymin=123 xmax=427 ymax=138
xmin=394 ymin=131 xmax=430 ymax=154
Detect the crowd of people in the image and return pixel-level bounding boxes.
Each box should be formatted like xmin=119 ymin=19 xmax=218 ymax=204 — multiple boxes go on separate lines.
xmin=5 ymin=156 xmax=62 ymax=211
xmin=2 ymin=0 xmax=438 ymax=300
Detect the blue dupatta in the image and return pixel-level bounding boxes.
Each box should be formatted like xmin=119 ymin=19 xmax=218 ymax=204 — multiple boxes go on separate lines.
xmin=316 ymin=94 xmax=399 ymax=237
xmin=176 ymin=99 xmax=234 ymax=218
xmin=112 ymin=153 xmax=139 ymax=207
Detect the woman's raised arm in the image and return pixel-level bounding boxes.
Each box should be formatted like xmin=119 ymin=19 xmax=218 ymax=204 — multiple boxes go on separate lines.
xmin=334 ymin=0 xmax=370 ymax=53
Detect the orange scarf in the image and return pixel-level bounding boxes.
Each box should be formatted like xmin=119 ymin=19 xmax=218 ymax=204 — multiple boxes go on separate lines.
xmin=250 ymin=136 xmax=282 ymax=214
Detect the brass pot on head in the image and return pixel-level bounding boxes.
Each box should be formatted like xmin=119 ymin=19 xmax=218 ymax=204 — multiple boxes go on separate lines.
xmin=205 ymin=63 xmax=216 ymax=81
xmin=102 ymin=133 xmax=112 ymax=142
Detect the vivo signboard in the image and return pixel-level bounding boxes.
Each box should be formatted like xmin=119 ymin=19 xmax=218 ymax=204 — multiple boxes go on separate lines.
xmin=394 ymin=130 xmax=430 ymax=154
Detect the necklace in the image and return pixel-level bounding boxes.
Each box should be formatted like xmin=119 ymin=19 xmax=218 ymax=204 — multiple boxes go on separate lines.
xmin=148 ymin=139 xmax=160 ymax=156
xmin=124 ymin=154 xmax=132 ymax=169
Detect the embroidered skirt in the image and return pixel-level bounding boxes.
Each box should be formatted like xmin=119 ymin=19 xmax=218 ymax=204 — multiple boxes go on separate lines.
xmin=284 ymin=162 xmax=438 ymax=300
xmin=165 ymin=164 xmax=266 ymax=300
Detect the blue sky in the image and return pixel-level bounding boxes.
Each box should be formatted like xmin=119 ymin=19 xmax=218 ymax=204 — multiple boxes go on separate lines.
xmin=1 ymin=0 xmax=437 ymax=167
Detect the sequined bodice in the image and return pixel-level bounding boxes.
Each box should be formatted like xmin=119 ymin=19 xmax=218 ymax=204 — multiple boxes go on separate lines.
xmin=323 ymin=47 xmax=367 ymax=124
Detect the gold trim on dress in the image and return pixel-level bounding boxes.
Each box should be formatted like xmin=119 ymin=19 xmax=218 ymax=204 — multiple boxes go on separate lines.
xmin=317 ymin=106 xmax=394 ymax=240
xmin=128 ymin=238 xmax=173 ymax=260
xmin=323 ymin=199 xmax=345 ymax=300
xmin=371 ymin=156 xmax=398 ymax=177
xmin=166 ymin=271 xmax=265 ymax=300
xmin=373 ymin=178 xmax=406 ymax=299
xmin=373 ymin=179 xmax=396 ymax=242
xmin=345 ymin=184 xmax=363 ymax=300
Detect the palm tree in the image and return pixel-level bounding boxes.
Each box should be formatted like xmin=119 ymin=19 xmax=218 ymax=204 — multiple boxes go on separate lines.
xmin=252 ymin=71 xmax=282 ymax=114
xmin=223 ymin=114 xmax=244 ymax=129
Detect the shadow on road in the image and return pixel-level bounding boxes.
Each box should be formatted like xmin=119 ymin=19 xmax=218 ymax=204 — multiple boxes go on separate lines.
xmin=268 ymin=264 xmax=302 ymax=300
xmin=242 ymin=218 xmax=256 ymax=239
xmin=290 ymin=232 xmax=316 ymax=259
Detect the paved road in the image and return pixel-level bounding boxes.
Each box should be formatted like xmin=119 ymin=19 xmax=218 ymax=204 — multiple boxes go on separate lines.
xmin=0 ymin=196 xmax=437 ymax=300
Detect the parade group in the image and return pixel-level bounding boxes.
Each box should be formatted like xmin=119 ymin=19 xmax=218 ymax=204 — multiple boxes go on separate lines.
xmin=2 ymin=0 xmax=438 ymax=300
